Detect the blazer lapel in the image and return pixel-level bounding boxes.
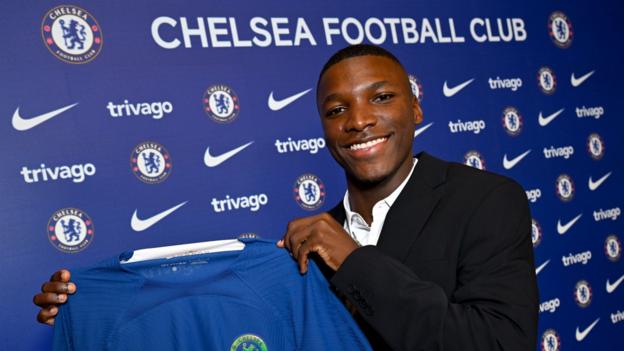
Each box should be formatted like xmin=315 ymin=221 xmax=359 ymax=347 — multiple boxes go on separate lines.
xmin=376 ymin=152 xmax=447 ymax=262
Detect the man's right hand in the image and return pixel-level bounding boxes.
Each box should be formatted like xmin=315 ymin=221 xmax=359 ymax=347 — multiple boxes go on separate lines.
xmin=33 ymin=269 xmax=76 ymax=326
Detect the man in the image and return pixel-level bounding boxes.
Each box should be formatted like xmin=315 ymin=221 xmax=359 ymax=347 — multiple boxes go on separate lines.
xmin=35 ymin=45 xmax=538 ymax=350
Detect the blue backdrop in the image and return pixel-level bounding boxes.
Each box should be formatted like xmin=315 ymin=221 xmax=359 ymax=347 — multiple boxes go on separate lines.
xmin=1 ymin=1 xmax=622 ymax=350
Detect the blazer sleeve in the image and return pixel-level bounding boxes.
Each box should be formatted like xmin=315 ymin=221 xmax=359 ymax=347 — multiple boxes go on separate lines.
xmin=331 ymin=180 xmax=538 ymax=351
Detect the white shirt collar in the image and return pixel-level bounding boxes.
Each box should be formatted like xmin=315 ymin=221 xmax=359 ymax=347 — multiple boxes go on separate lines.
xmin=342 ymin=158 xmax=418 ymax=246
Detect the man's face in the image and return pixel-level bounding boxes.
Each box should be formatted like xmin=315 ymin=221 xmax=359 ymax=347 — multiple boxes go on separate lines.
xmin=317 ymin=55 xmax=423 ymax=185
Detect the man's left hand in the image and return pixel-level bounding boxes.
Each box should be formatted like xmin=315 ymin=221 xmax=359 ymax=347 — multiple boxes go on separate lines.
xmin=278 ymin=213 xmax=359 ymax=274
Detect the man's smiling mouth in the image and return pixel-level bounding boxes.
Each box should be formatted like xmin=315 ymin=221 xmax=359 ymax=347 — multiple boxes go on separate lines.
xmin=348 ymin=136 xmax=388 ymax=151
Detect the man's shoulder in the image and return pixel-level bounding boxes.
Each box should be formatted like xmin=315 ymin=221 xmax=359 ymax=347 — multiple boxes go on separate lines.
xmin=418 ymin=153 xmax=529 ymax=232
xmin=420 ymin=152 xmax=524 ymax=197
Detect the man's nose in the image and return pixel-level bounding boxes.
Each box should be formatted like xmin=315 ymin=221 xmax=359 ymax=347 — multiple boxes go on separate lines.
xmin=345 ymin=103 xmax=376 ymax=132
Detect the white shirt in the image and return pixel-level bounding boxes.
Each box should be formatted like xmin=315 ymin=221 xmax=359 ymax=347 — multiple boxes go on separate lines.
xmin=343 ymin=158 xmax=418 ymax=246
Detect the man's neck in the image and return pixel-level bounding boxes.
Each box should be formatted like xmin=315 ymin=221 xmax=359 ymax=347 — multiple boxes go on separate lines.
xmin=346 ymin=157 xmax=415 ymax=225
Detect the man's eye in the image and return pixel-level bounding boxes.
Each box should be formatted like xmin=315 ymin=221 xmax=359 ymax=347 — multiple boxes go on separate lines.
xmin=326 ymin=106 xmax=345 ymax=117
xmin=373 ymin=93 xmax=394 ymax=103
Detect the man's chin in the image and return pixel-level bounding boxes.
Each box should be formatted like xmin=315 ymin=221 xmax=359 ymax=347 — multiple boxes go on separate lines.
xmin=346 ymin=169 xmax=389 ymax=188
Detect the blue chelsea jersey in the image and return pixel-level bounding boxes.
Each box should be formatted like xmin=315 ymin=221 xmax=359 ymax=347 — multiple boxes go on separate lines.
xmin=53 ymin=238 xmax=372 ymax=350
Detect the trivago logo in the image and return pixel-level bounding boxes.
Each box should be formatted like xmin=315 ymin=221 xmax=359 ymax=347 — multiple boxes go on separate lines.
xmin=561 ymin=250 xmax=592 ymax=267
xmin=543 ymin=145 xmax=574 ymax=159
xmin=593 ymin=207 xmax=621 ymax=221
xmin=525 ymin=188 xmax=542 ymax=203
xmin=107 ymin=100 xmax=173 ymax=119
xmin=211 ymin=193 xmax=269 ymax=212
xmin=488 ymin=77 xmax=522 ymax=91
xmin=20 ymin=162 xmax=96 ymax=183
xmin=576 ymin=106 xmax=604 ymax=119
xmin=274 ymin=137 xmax=326 ymax=154
xmin=539 ymin=298 xmax=560 ymax=314
xmin=611 ymin=310 xmax=624 ymax=324
xmin=447 ymin=119 xmax=486 ymax=134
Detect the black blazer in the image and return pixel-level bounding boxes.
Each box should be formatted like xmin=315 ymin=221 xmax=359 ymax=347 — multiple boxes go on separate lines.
xmin=328 ymin=152 xmax=538 ymax=351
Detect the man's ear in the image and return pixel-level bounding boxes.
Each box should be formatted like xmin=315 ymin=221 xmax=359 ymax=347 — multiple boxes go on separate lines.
xmin=412 ymin=96 xmax=423 ymax=125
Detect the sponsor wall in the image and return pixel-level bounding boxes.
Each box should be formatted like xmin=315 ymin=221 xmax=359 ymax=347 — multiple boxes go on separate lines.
xmin=0 ymin=1 xmax=622 ymax=350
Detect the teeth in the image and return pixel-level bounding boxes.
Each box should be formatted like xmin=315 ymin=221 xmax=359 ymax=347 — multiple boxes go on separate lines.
xmin=349 ymin=137 xmax=386 ymax=150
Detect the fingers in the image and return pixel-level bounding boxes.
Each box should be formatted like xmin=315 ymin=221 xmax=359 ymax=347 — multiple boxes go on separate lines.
xmin=286 ymin=230 xmax=310 ymax=257
xmin=280 ymin=212 xmax=350 ymax=274
xmin=281 ymin=220 xmax=315 ymax=274
xmin=35 ymin=269 xmax=73 ymax=326
xmin=41 ymin=281 xmax=76 ymax=294
xmin=33 ymin=292 xmax=67 ymax=307
xmin=296 ymin=240 xmax=312 ymax=274
xmin=282 ymin=221 xmax=301 ymax=251
xmin=294 ymin=238 xmax=307 ymax=256
xmin=50 ymin=269 xmax=71 ymax=282
xmin=36 ymin=306 xmax=58 ymax=325
xmin=281 ymin=213 xmax=327 ymax=247
xmin=283 ymin=216 xmax=325 ymax=251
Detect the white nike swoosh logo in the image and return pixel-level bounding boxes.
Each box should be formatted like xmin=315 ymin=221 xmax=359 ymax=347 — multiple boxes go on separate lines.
xmin=12 ymin=103 xmax=79 ymax=131
xmin=131 ymin=201 xmax=188 ymax=232
xmin=538 ymin=108 xmax=565 ymax=127
xmin=535 ymin=259 xmax=550 ymax=275
xmin=268 ymin=89 xmax=312 ymax=111
xmin=575 ymin=318 xmax=599 ymax=342
xmin=443 ymin=78 xmax=474 ymax=97
xmin=571 ymin=70 xmax=595 ymax=87
xmin=502 ymin=149 xmax=531 ymax=170
xmin=588 ymin=171 xmax=611 ymax=191
xmin=557 ymin=213 xmax=582 ymax=235
xmin=204 ymin=141 xmax=253 ymax=168
xmin=413 ymin=122 xmax=434 ymax=138
xmin=606 ymin=273 xmax=624 ymax=293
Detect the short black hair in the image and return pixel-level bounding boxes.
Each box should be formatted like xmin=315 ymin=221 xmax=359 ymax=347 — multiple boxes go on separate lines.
xmin=318 ymin=44 xmax=405 ymax=83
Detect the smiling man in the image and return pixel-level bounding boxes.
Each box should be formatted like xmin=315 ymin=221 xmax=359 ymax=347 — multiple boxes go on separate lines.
xmin=35 ymin=45 xmax=537 ymax=351
xmin=278 ymin=44 xmax=538 ymax=350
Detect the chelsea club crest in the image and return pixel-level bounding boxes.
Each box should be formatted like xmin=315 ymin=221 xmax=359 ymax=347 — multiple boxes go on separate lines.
xmin=47 ymin=207 xmax=94 ymax=253
xmin=574 ymin=280 xmax=592 ymax=308
xmin=537 ymin=67 xmax=557 ymax=95
xmin=408 ymin=74 xmax=424 ymax=102
xmin=587 ymin=133 xmax=605 ymax=160
xmin=41 ymin=5 xmax=103 ymax=64
xmin=463 ymin=150 xmax=486 ymax=170
xmin=555 ymin=174 xmax=574 ymax=202
xmin=293 ymin=174 xmax=326 ymax=210
xmin=531 ymin=219 xmax=542 ymax=248
xmin=501 ymin=107 xmax=523 ymax=136
xmin=541 ymin=329 xmax=560 ymax=351
xmin=230 ymin=334 xmax=268 ymax=351
xmin=203 ymin=85 xmax=240 ymax=123
xmin=548 ymin=11 xmax=573 ymax=48
xmin=130 ymin=141 xmax=172 ymax=184
xmin=605 ymin=235 xmax=621 ymax=262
